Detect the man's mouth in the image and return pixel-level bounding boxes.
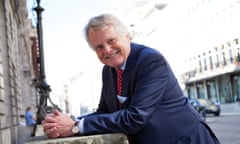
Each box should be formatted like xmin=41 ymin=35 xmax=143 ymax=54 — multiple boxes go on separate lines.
xmin=104 ymin=50 xmax=119 ymax=59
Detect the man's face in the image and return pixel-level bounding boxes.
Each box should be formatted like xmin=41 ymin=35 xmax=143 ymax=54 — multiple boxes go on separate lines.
xmin=88 ymin=25 xmax=131 ymax=68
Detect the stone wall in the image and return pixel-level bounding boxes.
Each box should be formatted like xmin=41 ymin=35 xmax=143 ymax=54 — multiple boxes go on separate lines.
xmin=0 ymin=0 xmax=37 ymax=143
xmin=25 ymin=134 xmax=129 ymax=144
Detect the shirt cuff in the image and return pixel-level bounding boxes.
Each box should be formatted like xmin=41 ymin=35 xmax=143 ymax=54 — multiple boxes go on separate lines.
xmin=78 ymin=118 xmax=84 ymax=134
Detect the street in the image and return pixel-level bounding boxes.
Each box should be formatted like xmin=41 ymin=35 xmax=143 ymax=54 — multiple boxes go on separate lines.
xmin=206 ymin=114 xmax=240 ymax=144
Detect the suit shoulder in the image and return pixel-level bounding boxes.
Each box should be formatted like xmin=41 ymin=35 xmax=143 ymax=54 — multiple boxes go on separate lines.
xmin=132 ymin=43 xmax=165 ymax=62
xmin=132 ymin=43 xmax=161 ymax=55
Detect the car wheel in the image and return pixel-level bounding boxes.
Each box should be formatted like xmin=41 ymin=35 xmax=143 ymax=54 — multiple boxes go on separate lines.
xmin=199 ymin=109 xmax=206 ymax=120
xmin=214 ymin=111 xmax=220 ymax=116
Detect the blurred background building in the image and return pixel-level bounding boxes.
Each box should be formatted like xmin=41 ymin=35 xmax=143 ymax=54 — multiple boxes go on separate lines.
xmin=177 ymin=0 xmax=240 ymax=104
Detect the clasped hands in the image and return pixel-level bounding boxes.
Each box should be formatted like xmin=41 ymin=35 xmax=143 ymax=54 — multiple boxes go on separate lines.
xmin=42 ymin=109 xmax=76 ymax=138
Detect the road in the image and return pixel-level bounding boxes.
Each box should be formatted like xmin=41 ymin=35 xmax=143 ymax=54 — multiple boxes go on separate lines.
xmin=206 ymin=114 xmax=240 ymax=144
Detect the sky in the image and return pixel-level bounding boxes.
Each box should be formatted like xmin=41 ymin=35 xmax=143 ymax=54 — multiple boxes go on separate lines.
xmin=27 ymin=0 xmax=141 ymax=93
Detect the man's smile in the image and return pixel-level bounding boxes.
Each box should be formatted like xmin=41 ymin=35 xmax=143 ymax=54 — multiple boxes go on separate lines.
xmin=104 ymin=50 xmax=119 ymax=59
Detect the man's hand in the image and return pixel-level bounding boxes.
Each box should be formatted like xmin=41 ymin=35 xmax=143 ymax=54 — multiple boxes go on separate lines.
xmin=42 ymin=109 xmax=75 ymax=138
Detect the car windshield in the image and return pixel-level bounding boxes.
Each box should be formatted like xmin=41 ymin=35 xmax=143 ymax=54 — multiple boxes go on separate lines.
xmin=198 ymin=99 xmax=209 ymax=106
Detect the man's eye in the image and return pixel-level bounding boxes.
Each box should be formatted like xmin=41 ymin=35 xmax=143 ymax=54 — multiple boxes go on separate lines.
xmin=95 ymin=46 xmax=103 ymax=50
xmin=108 ymin=39 xmax=116 ymax=44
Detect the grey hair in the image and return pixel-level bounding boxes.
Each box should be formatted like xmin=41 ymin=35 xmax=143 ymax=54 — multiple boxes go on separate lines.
xmin=84 ymin=13 xmax=129 ymax=49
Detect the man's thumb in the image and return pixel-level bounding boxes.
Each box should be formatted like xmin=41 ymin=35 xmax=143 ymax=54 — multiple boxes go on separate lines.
xmin=53 ymin=109 xmax=61 ymax=116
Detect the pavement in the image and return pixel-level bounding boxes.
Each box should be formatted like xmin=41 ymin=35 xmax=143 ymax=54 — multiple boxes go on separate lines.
xmin=220 ymin=102 xmax=240 ymax=115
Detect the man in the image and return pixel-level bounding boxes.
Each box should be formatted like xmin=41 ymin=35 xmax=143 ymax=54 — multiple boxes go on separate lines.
xmin=42 ymin=13 xmax=220 ymax=144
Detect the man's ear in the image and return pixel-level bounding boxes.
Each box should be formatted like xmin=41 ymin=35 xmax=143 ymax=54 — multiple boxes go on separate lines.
xmin=126 ymin=33 xmax=131 ymax=41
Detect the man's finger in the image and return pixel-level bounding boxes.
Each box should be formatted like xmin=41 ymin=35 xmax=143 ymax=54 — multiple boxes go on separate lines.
xmin=44 ymin=126 xmax=60 ymax=138
xmin=53 ymin=109 xmax=61 ymax=116
xmin=42 ymin=122 xmax=57 ymax=130
xmin=43 ymin=115 xmax=58 ymax=123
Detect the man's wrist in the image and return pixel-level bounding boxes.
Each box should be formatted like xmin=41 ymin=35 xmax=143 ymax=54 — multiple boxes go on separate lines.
xmin=71 ymin=121 xmax=80 ymax=136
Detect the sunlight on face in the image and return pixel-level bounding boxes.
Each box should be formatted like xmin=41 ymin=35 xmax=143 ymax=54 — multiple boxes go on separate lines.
xmin=88 ymin=25 xmax=131 ymax=68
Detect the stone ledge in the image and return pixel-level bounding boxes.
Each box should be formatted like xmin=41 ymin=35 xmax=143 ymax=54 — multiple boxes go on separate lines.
xmin=25 ymin=133 xmax=128 ymax=144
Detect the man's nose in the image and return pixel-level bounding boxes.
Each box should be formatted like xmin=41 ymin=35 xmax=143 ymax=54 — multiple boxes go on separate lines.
xmin=103 ymin=44 xmax=112 ymax=52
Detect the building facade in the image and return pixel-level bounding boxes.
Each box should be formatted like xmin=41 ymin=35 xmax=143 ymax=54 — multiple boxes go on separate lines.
xmin=182 ymin=37 xmax=240 ymax=104
xmin=0 ymin=0 xmax=38 ymax=143
xmin=178 ymin=0 xmax=240 ymax=104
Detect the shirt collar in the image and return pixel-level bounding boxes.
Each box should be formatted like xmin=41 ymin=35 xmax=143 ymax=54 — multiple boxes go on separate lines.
xmin=120 ymin=61 xmax=126 ymax=71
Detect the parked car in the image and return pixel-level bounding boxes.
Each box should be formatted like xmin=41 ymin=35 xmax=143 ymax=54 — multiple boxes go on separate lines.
xmin=189 ymin=98 xmax=221 ymax=117
xmin=188 ymin=98 xmax=206 ymax=119
xmin=198 ymin=98 xmax=221 ymax=116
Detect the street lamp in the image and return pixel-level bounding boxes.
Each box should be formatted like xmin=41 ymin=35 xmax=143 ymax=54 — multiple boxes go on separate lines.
xmin=32 ymin=0 xmax=61 ymax=135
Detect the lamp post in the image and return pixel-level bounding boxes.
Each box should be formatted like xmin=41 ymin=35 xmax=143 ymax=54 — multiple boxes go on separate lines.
xmin=34 ymin=0 xmax=45 ymax=79
xmin=32 ymin=0 xmax=61 ymax=135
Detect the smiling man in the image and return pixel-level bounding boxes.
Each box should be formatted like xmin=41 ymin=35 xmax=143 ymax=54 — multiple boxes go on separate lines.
xmin=42 ymin=13 xmax=220 ymax=144
xmin=86 ymin=16 xmax=131 ymax=69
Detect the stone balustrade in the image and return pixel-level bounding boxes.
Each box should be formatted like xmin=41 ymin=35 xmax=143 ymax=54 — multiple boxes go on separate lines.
xmin=24 ymin=133 xmax=129 ymax=144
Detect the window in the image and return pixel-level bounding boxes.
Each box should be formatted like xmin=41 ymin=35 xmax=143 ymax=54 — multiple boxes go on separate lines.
xmin=229 ymin=49 xmax=234 ymax=63
xmin=203 ymin=53 xmax=207 ymax=71
xmin=209 ymin=51 xmax=213 ymax=69
xmin=222 ymin=51 xmax=227 ymax=65
xmin=215 ymin=47 xmax=220 ymax=67
xmin=198 ymin=55 xmax=202 ymax=72
xmin=234 ymin=38 xmax=239 ymax=45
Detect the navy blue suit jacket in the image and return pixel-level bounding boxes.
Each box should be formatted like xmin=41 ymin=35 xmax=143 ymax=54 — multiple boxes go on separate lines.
xmin=80 ymin=43 xmax=219 ymax=144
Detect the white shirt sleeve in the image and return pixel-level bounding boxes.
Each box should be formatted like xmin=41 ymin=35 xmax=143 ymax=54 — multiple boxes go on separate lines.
xmin=78 ymin=118 xmax=84 ymax=134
